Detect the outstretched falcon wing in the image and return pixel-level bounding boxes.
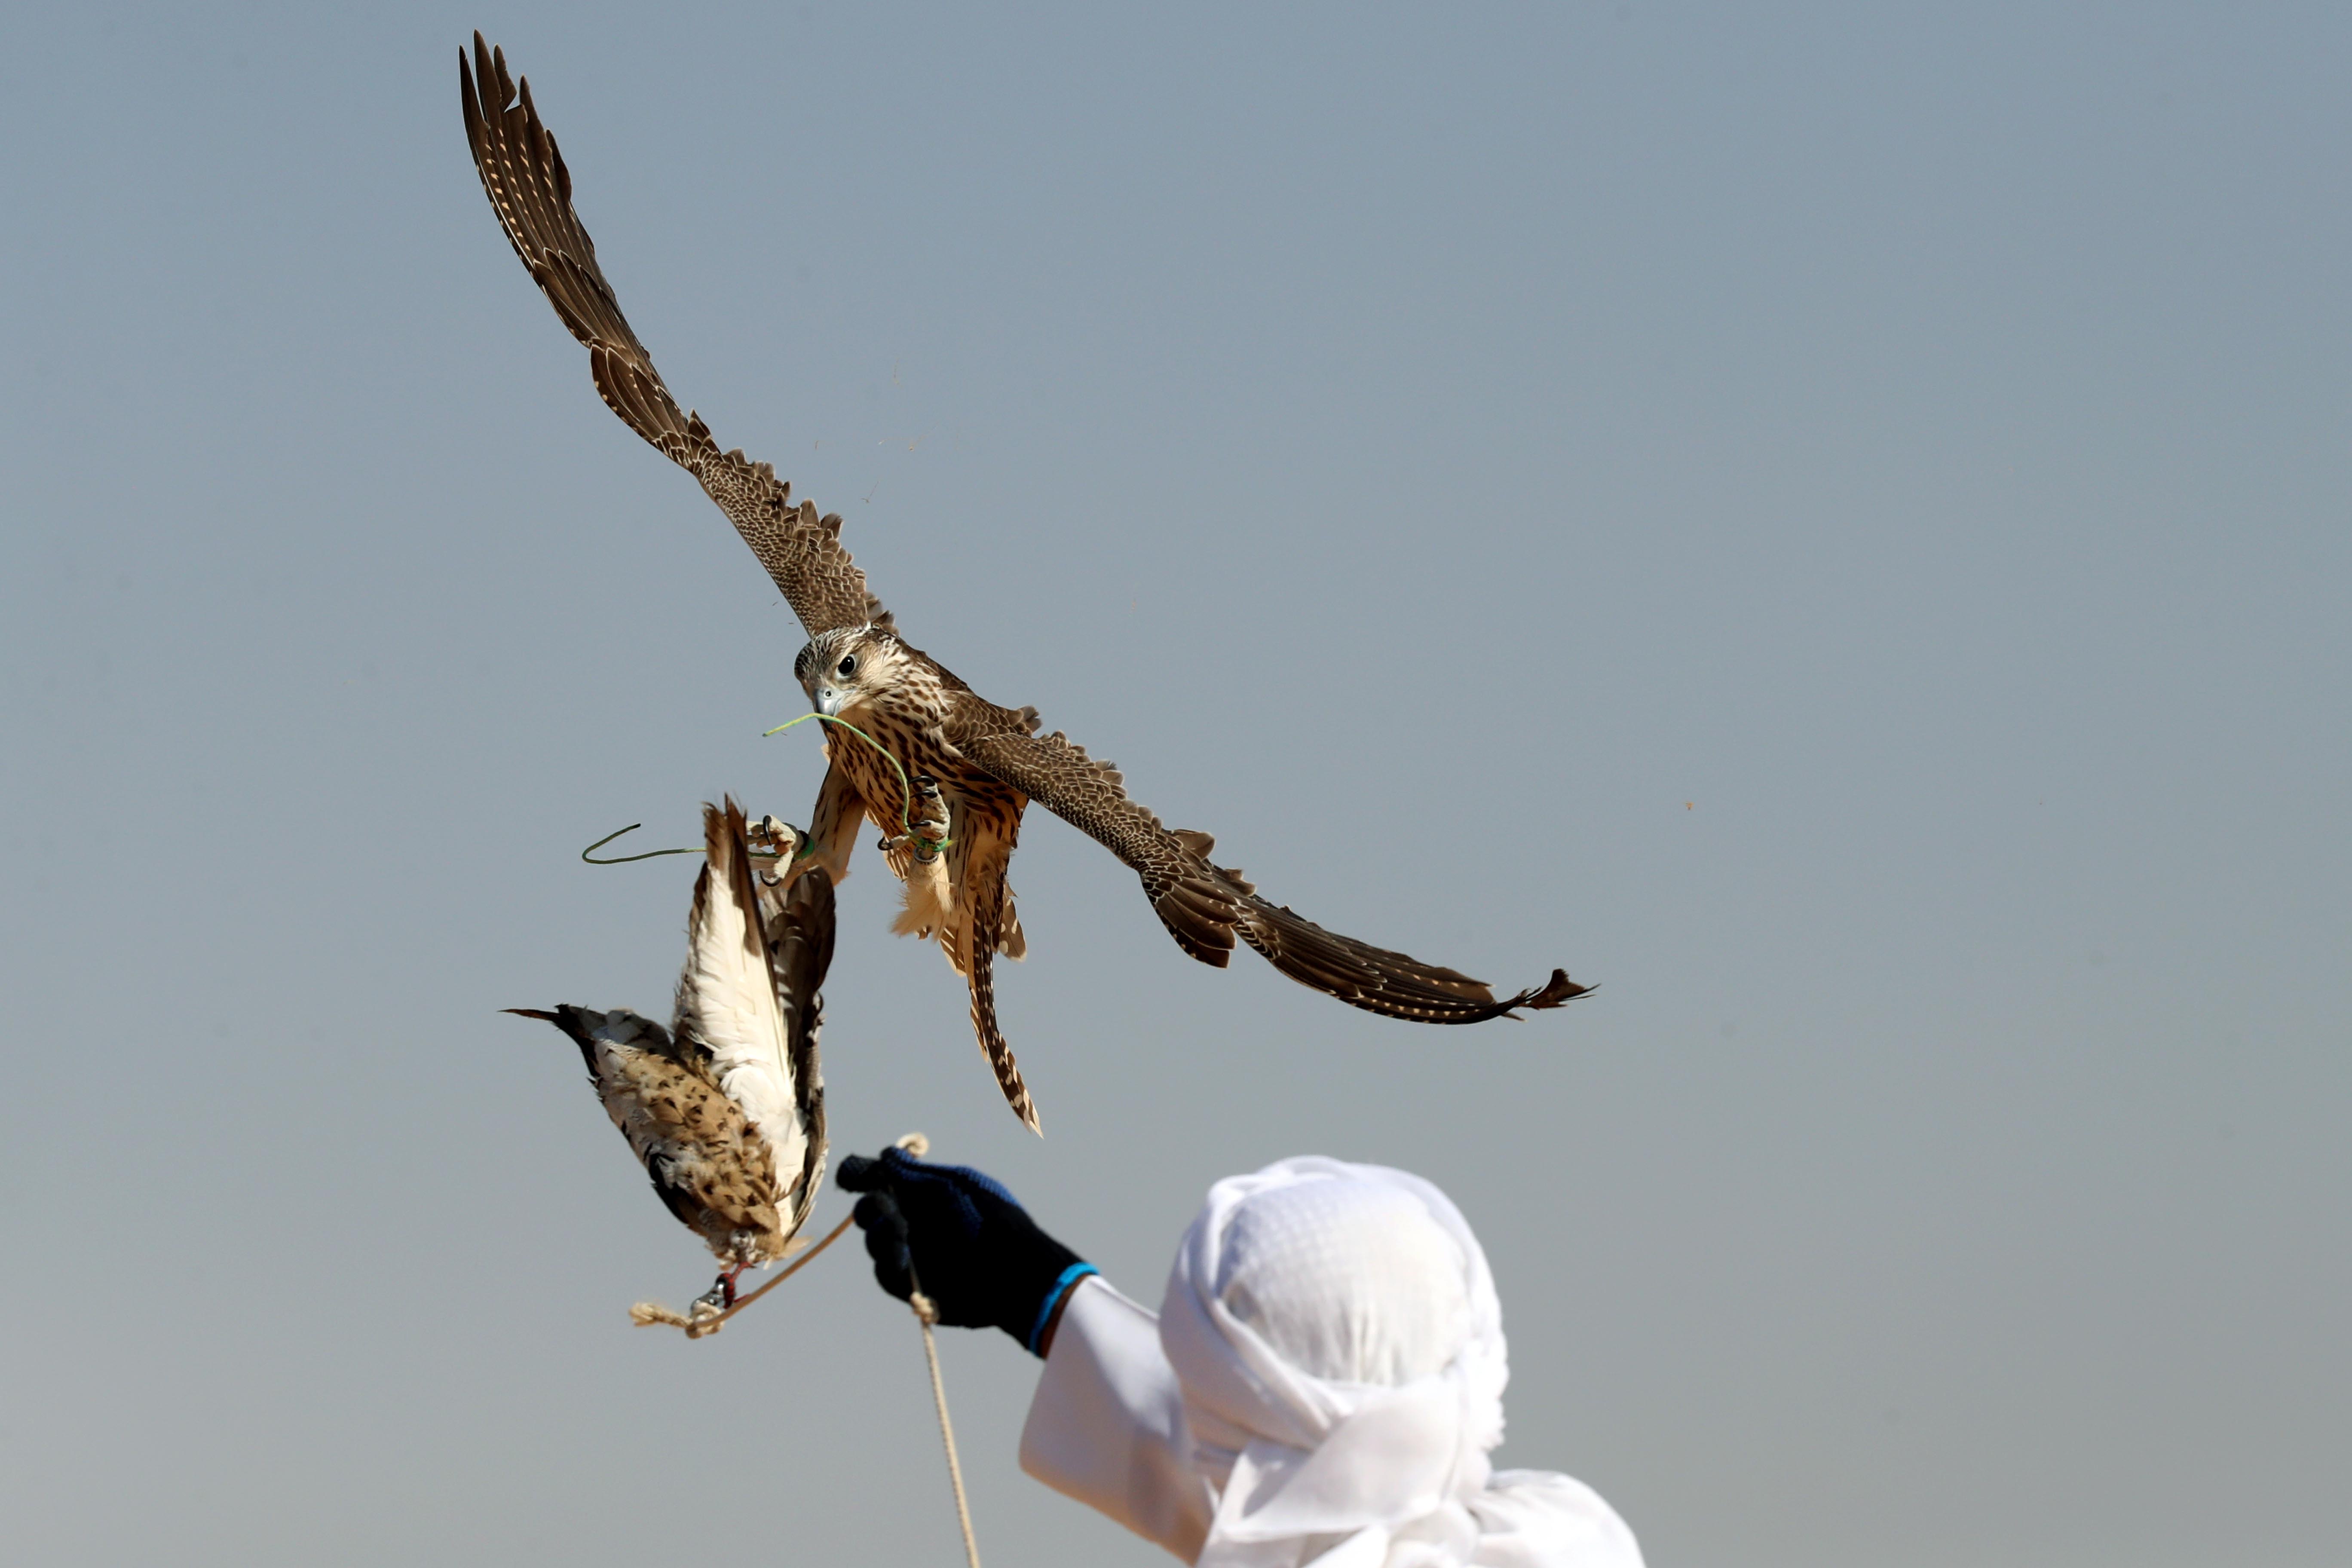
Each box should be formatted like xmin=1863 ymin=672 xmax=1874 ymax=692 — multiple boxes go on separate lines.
xmin=460 ymin=34 xmax=884 ymax=637
xmin=955 ymin=726 xmax=1589 ymax=1023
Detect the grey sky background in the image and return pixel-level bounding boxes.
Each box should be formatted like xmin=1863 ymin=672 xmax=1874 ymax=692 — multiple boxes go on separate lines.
xmin=2 ymin=3 xmax=2346 ymax=1564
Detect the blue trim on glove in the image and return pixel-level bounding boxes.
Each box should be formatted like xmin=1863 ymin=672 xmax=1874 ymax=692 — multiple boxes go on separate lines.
xmin=1026 ymin=1262 xmax=1100 ymax=1354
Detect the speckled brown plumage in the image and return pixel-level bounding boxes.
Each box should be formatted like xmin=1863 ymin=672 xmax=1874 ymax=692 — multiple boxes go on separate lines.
xmin=511 ymin=801 xmax=831 ymax=1284
xmin=465 ymin=37 xmax=1589 ymax=1134
xmin=518 ymin=1004 xmax=793 ymax=1265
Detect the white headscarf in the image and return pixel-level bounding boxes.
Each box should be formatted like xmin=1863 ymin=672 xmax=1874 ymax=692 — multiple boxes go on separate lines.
xmin=1157 ymin=1158 xmax=1643 ymax=1568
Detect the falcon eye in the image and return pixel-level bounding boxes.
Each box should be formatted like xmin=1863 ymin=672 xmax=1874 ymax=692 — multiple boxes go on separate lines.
xmin=836 ymin=655 xmax=857 ymax=678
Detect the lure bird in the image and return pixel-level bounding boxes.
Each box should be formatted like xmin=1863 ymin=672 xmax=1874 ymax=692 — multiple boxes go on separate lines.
xmin=511 ymin=801 xmax=830 ymax=1307
xmin=463 ymin=36 xmax=1588 ymax=1133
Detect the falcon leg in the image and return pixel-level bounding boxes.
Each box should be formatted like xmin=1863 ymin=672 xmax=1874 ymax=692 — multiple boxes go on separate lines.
xmin=779 ymin=761 xmax=865 ymax=890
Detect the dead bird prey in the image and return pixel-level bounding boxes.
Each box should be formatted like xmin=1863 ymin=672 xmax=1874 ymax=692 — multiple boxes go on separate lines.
xmin=462 ymin=37 xmax=1589 ymax=1134
xmin=511 ymin=802 xmax=829 ymax=1308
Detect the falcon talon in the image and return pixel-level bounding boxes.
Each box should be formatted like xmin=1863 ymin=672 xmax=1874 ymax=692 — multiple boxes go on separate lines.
xmin=747 ymin=813 xmax=804 ymax=858
xmin=907 ymin=775 xmax=952 ymax=865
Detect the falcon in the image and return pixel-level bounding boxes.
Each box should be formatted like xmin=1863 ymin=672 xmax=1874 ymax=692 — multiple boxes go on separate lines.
xmin=510 ymin=800 xmax=830 ymax=1307
xmin=462 ymin=36 xmax=1589 ymax=1133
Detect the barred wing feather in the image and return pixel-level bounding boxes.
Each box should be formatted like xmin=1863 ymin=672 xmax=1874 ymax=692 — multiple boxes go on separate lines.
xmin=954 ymin=728 xmax=1588 ymax=1023
xmin=460 ymin=35 xmax=883 ymax=636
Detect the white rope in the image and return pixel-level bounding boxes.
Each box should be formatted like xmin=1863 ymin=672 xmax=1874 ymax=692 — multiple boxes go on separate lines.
xmin=633 ymin=1130 xmax=981 ymax=1560
xmin=894 ymin=1132 xmax=983 ymax=1568
xmin=910 ymin=1286 xmax=983 ymax=1568
xmin=627 ymin=1213 xmax=855 ymax=1338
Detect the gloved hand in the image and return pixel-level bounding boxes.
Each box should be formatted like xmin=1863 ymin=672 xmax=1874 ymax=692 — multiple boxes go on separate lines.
xmin=837 ymin=1146 xmax=1096 ymax=1355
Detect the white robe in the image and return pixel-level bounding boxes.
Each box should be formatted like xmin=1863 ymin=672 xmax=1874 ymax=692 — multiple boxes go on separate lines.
xmin=1022 ymin=1276 xmax=1216 ymax=1561
xmin=1020 ymin=1277 xmax=1643 ymax=1567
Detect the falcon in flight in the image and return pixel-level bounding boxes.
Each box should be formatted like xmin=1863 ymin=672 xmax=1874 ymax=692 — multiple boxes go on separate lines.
xmin=462 ymin=36 xmax=1588 ymax=1133
xmin=511 ymin=801 xmax=831 ymax=1308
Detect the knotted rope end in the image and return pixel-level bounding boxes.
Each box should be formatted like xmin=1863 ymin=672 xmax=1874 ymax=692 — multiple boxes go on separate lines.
xmin=629 ymin=1298 xmax=728 ymax=1337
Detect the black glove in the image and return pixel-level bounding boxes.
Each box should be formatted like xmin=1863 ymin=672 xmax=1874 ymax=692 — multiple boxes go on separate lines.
xmin=837 ymin=1146 xmax=1095 ymax=1355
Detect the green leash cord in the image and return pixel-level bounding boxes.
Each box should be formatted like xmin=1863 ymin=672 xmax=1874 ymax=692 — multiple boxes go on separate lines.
xmin=758 ymin=711 xmax=952 ymax=858
xmin=579 ymin=710 xmax=950 ymax=865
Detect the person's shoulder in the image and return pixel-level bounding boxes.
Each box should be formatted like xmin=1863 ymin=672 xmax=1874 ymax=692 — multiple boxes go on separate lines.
xmin=1470 ymin=1470 xmax=1646 ymax=1568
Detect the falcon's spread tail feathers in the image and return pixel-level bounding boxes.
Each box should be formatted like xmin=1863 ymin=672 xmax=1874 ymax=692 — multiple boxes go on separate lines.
xmin=952 ymin=726 xmax=1590 ymax=1023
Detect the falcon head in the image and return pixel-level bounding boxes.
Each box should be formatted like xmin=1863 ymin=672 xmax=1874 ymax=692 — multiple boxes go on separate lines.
xmin=796 ymin=625 xmax=910 ymax=717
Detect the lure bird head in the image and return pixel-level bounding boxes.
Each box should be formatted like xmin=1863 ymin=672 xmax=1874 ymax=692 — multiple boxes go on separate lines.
xmin=796 ymin=625 xmax=908 ymax=717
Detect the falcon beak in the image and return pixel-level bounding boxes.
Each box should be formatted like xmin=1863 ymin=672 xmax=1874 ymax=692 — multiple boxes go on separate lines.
xmin=815 ymin=686 xmax=845 ymax=717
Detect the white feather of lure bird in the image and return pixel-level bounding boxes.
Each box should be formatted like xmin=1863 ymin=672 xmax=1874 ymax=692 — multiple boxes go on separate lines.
xmin=512 ymin=800 xmax=828 ymax=1283
xmin=676 ymin=805 xmax=805 ymax=1180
